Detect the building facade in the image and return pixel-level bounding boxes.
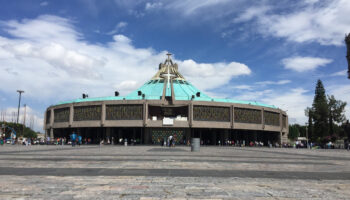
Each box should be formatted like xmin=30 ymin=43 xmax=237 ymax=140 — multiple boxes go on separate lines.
xmin=44 ymin=55 xmax=288 ymax=145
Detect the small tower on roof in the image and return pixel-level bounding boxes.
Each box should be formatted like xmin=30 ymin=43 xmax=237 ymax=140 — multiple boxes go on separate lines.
xmin=152 ymin=53 xmax=185 ymax=80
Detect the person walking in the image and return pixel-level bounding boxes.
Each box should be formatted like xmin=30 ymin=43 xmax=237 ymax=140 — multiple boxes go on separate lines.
xmin=70 ymin=132 xmax=77 ymax=147
xmin=78 ymin=135 xmax=82 ymax=146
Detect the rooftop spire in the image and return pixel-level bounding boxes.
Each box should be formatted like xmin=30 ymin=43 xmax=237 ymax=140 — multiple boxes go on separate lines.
xmin=151 ymin=53 xmax=185 ymax=80
xmin=166 ymin=53 xmax=172 ymax=60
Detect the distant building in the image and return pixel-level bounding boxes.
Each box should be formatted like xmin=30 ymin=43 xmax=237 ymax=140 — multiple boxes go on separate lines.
xmin=44 ymin=55 xmax=288 ymax=145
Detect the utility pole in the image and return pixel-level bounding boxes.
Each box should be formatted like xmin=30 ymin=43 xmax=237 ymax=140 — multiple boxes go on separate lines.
xmin=305 ymin=123 xmax=309 ymax=149
xmin=22 ymin=104 xmax=27 ymax=137
xmin=16 ymin=90 xmax=24 ymax=124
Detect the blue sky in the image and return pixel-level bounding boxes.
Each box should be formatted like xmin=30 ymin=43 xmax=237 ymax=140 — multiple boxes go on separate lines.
xmin=0 ymin=0 xmax=349 ymax=131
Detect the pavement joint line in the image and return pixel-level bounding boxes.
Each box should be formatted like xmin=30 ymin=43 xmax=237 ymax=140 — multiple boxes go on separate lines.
xmin=0 ymin=157 xmax=337 ymax=165
xmin=0 ymin=167 xmax=350 ymax=180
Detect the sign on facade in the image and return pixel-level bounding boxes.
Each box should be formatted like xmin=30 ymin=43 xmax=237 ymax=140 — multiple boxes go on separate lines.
xmin=163 ymin=118 xmax=174 ymax=125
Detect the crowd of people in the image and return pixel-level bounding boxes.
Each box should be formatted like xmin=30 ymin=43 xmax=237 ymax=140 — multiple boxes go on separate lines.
xmin=159 ymin=135 xmax=176 ymax=147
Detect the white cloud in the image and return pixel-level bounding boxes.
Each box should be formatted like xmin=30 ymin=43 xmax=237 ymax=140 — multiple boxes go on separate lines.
xmin=255 ymin=80 xmax=291 ymax=86
xmin=230 ymin=87 xmax=314 ymax=124
xmin=234 ymin=0 xmax=350 ymax=46
xmin=0 ymin=15 xmax=252 ymax=131
xmin=330 ymin=70 xmax=347 ymax=77
xmin=40 ymin=1 xmax=48 ymax=6
xmin=233 ymin=5 xmax=270 ymax=23
xmin=232 ymin=89 xmax=273 ymax=103
xmin=0 ymin=106 xmax=44 ymax=132
xmin=111 ymin=0 xmax=350 ymax=46
xmin=107 ymin=22 xmax=128 ymax=35
xmin=262 ymin=88 xmax=313 ymax=124
xmin=304 ymin=0 xmax=319 ymax=4
xmin=165 ymin=0 xmax=231 ymax=16
xmin=145 ymin=2 xmax=163 ymax=10
xmin=232 ymin=85 xmax=253 ymax=90
xmin=114 ymin=81 xmax=138 ymax=91
xmin=179 ymin=59 xmax=251 ymax=90
xmin=327 ymin=84 xmax=350 ymax=122
xmin=2 ymin=15 xmax=80 ymax=43
xmin=282 ymin=56 xmax=332 ymax=72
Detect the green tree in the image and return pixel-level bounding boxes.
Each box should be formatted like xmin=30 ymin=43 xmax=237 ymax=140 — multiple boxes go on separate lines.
xmin=305 ymin=107 xmax=314 ymax=141
xmin=288 ymin=124 xmax=299 ymax=141
xmin=312 ymin=79 xmax=329 ymax=141
xmin=328 ymin=95 xmax=347 ymax=136
xmin=0 ymin=122 xmax=37 ymax=138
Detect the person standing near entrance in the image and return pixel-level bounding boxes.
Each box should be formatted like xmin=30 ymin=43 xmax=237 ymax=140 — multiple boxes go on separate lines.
xmin=70 ymin=132 xmax=77 ymax=147
xmin=78 ymin=135 xmax=82 ymax=146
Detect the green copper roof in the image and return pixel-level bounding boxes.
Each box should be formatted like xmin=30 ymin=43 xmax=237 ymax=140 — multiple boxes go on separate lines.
xmin=56 ymin=55 xmax=277 ymax=109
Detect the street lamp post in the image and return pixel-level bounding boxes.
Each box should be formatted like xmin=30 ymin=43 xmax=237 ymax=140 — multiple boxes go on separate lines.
xmin=305 ymin=123 xmax=309 ymax=149
xmin=16 ymin=90 xmax=24 ymax=124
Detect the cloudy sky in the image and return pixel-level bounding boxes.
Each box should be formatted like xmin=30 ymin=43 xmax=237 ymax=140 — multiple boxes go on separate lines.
xmin=0 ymin=0 xmax=349 ymax=131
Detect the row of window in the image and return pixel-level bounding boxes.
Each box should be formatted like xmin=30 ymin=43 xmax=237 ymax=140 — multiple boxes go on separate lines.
xmin=47 ymin=105 xmax=286 ymax=127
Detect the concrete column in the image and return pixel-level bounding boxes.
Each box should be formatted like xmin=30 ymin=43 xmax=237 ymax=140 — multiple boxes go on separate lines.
xmin=69 ymin=104 xmax=73 ymax=126
xmin=279 ymin=131 xmax=282 ymax=147
xmin=261 ymin=109 xmax=265 ymax=130
xmin=189 ymin=103 xmax=193 ymax=127
xmin=101 ymin=103 xmax=106 ymax=126
xmin=279 ymin=111 xmax=283 ymax=146
xmin=50 ymin=108 xmax=54 ymax=127
xmin=279 ymin=111 xmax=283 ymax=131
xmin=143 ymin=102 xmax=147 ymax=126
xmin=231 ymin=105 xmax=234 ymax=129
xmin=50 ymin=128 xmax=54 ymax=139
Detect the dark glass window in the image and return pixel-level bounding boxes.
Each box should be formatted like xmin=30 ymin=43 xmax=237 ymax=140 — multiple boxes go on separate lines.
xmin=234 ymin=108 xmax=261 ymax=124
xmin=193 ymin=106 xmax=230 ymax=122
xmin=54 ymin=107 xmax=70 ymax=122
xmin=264 ymin=111 xmax=280 ymax=126
xmin=106 ymin=105 xmax=143 ymax=120
xmin=74 ymin=105 xmax=101 ymax=121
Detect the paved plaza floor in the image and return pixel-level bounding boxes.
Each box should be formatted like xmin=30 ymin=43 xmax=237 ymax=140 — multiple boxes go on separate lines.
xmin=1 ymin=145 xmax=350 ymax=199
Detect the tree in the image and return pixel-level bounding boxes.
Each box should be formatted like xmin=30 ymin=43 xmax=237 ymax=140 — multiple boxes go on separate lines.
xmin=0 ymin=121 xmax=37 ymax=138
xmin=312 ymin=79 xmax=329 ymax=141
xmin=328 ymin=95 xmax=347 ymax=136
xmin=305 ymin=107 xmax=314 ymax=141
xmin=288 ymin=125 xmax=299 ymax=141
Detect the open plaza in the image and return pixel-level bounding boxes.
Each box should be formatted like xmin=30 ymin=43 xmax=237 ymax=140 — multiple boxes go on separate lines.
xmin=0 ymin=145 xmax=350 ymax=199
xmin=2 ymin=1 xmax=350 ymax=199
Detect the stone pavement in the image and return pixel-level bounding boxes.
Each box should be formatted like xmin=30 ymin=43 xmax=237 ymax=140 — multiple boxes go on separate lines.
xmin=1 ymin=145 xmax=350 ymax=199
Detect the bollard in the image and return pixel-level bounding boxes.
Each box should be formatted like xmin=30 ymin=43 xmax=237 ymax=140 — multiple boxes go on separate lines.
xmin=191 ymin=138 xmax=200 ymax=152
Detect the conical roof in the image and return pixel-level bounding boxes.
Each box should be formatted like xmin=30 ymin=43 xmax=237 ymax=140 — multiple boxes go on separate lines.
xmin=125 ymin=53 xmax=211 ymax=101
xmin=57 ymin=54 xmax=276 ymax=108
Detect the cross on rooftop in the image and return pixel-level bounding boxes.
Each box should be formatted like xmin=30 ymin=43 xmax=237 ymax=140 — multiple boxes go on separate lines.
xmin=166 ymin=53 xmax=172 ymax=60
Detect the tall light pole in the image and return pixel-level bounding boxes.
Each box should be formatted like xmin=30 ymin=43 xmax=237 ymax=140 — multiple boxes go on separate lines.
xmin=16 ymin=90 xmax=24 ymax=124
xmin=305 ymin=122 xmax=309 ymax=149
xmin=22 ymin=104 xmax=27 ymax=137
